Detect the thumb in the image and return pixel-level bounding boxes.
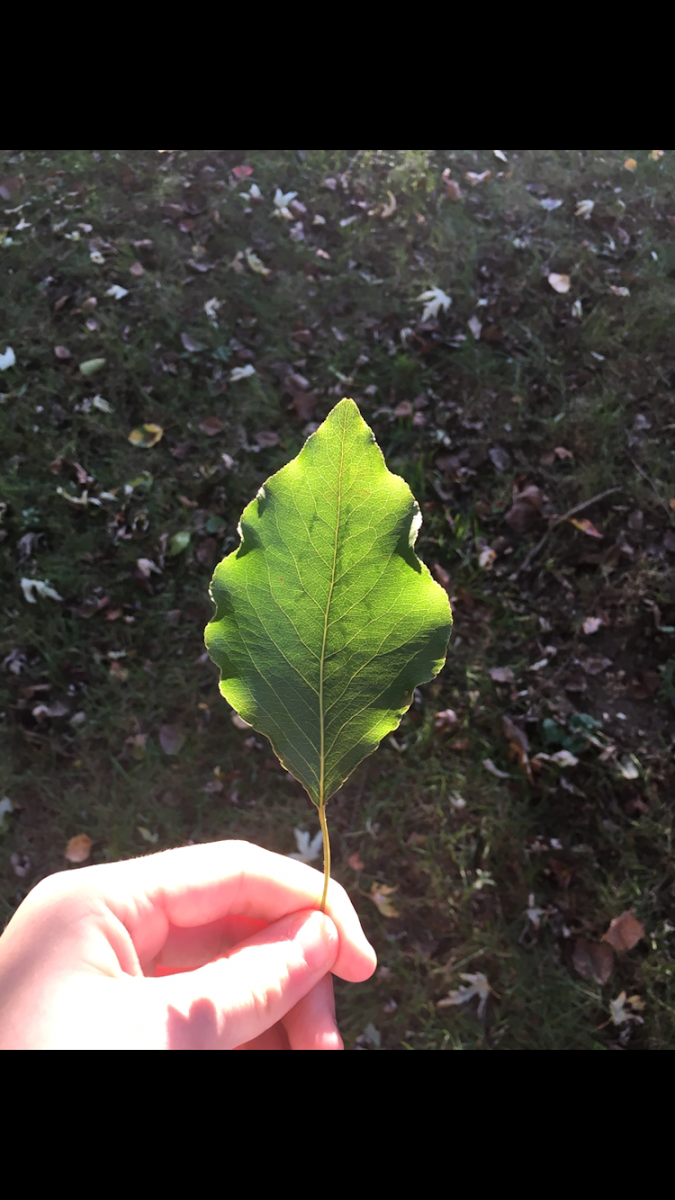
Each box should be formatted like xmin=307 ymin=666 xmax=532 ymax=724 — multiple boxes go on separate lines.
xmin=156 ymin=909 xmax=340 ymax=1049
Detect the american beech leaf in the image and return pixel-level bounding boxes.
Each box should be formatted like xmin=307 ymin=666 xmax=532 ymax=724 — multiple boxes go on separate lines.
xmin=205 ymin=398 xmax=452 ymax=904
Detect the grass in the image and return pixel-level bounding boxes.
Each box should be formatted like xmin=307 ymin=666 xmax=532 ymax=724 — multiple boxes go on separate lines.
xmin=1 ymin=148 xmax=674 ymax=1049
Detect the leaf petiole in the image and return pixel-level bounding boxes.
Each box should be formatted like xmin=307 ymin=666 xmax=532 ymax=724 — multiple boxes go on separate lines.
xmin=318 ymin=800 xmax=331 ymax=913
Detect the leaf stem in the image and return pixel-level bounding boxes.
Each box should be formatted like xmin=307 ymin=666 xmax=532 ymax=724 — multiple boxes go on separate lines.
xmin=318 ymin=801 xmax=331 ymax=913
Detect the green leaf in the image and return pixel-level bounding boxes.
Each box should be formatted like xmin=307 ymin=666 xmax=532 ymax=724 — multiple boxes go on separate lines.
xmin=169 ymin=531 xmax=191 ymax=556
xmin=78 ymin=357 xmax=107 ymax=376
xmin=205 ymin=398 xmax=452 ymax=810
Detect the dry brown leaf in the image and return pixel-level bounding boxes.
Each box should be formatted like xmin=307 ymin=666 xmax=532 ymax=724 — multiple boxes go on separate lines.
xmin=65 ymin=833 xmax=93 ymax=864
xmin=602 ymin=911 xmax=645 ymax=951
xmin=370 ymin=882 xmax=400 ymax=918
xmin=573 ymin=938 xmax=614 ymax=985
xmin=348 ymin=852 xmax=365 ymax=871
xmin=464 ymin=170 xmax=491 ymax=186
xmin=129 ymin=260 xmax=145 ymax=276
xmin=624 ymin=158 xmax=637 ymax=171
xmin=569 ymin=517 xmax=602 ymax=538
xmin=199 ymin=416 xmax=224 ymax=437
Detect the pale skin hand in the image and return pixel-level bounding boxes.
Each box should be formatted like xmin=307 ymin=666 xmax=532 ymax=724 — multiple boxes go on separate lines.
xmin=0 ymin=840 xmax=377 ymax=1050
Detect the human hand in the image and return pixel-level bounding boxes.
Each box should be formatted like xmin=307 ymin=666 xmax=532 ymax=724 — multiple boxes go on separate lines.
xmin=0 ymin=840 xmax=376 ymax=1049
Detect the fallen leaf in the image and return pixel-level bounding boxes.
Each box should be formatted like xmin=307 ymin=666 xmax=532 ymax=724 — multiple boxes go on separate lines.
xmin=573 ymin=939 xmax=614 ymax=985
xmin=609 ymin=284 xmax=631 ymax=298
xmin=199 ymin=415 xmax=224 ymax=437
xmin=490 ymin=666 xmax=514 ymax=683
xmin=548 ymin=273 xmax=571 ymax=294
xmin=0 ymin=346 xmax=16 ymax=371
xmin=105 ymin=285 xmax=129 ymax=300
xmin=32 ymin=701 xmax=69 ymax=719
xmin=464 ymin=171 xmax=491 ymax=186
xmin=370 ymin=882 xmax=400 ymax=918
xmin=437 ymin=973 xmax=491 ymax=1018
xmin=78 ymin=357 xmax=106 ymax=377
xmin=493 ymin=150 xmax=507 ymax=162
xmin=288 ymin=828 xmax=323 ymax=863
xmin=648 ymin=150 xmax=664 ymax=161
xmin=609 ymin=991 xmax=644 ymax=1025
xmin=232 ymin=164 xmax=254 ymax=180
xmin=503 ymin=715 xmax=531 ymax=777
xmin=540 ymin=197 xmax=563 ymax=211
xmin=244 ymin=247 xmax=270 ymax=275
xmin=580 ymin=656 xmax=612 ymax=675
xmin=380 ymin=191 xmax=397 ymax=218
xmin=551 ymin=750 xmax=579 ymax=767
xmin=255 ymin=430 xmax=279 ymax=448
xmin=602 ymin=911 xmax=645 ymax=951
xmin=180 ymin=332 xmax=206 ymax=353
xmin=65 ymin=834 xmax=92 ymax=864
xmin=434 ymin=708 xmax=458 ymax=729
xmin=489 ymin=445 xmax=511 ymax=471
xmin=348 ymin=851 xmax=365 ymax=871
xmin=575 ymin=199 xmax=595 ymax=218
xmin=394 ymin=400 xmax=413 ymax=418
xmin=623 ymin=158 xmax=637 ymax=171
xmin=204 ymin=297 xmax=221 ymax=322
xmin=483 ymin=757 xmax=509 ymax=779
xmin=54 ymin=345 xmax=72 ymax=360
xmin=229 ymin=364 xmax=256 ymax=382
xmin=137 ymin=826 xmax=159 ymax=844
xmin=468 ymin=314 xmax=483 ymax=339
xmin=159 ymin=724 xmax=185 ymax=756
xmin=169 ymin=531 xmax=191 ymax=556
xmin=128 ymin=424 xmax=163 ymax=448
xmin=554 ymin=446 xmax=573 ymax=459
xmin=478 ymin=546 xmax=496 ymax=569
xmin=569 ymin=517 xmax=602 ymax=537
xmin=109 ymin=660 xmax=128 ymax=682
xmin=417 ymin=286 xmax=452 ymax=322
xmin=444 ymin=178 xmax=462 ymax=201
xmin=136 ymin=557 xmax=162 ymax=578
xmin=617 ymin=756 xmax=639 ymax=780
xmin=583 ymin=616 xmax=603 ymax=635
xmin=21 ymin=578 xmax=63 ymax=603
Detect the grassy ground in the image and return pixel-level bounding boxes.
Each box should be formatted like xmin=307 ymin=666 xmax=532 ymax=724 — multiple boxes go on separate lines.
xmin=1 ymin=149 xmax=674 ymax=1049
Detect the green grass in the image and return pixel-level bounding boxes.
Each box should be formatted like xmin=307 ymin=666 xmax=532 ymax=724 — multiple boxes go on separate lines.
xmin=1 ymin=149 xmax=674 ymax=1048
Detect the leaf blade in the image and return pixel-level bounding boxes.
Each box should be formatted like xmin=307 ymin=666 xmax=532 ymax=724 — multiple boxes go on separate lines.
xmin=205 ymin=398 xmax=452 ymax=805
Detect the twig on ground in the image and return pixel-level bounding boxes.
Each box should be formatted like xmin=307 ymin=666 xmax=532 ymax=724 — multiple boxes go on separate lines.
xmin=512 ymin=486 xmax=624 ymax=579
xmin=629 ymin=457 xmax=671 ymax=514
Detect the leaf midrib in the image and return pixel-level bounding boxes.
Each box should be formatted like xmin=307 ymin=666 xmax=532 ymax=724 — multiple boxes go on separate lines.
xmin=318 ymin=411 xmax=347 ymax=806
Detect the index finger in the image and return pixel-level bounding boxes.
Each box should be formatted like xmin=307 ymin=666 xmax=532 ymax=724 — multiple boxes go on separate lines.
xmin=96 ymin=840 xmax=377 ymax=983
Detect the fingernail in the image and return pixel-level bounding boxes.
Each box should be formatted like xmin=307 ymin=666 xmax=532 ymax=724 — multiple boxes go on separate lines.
xmin=295 ymin=911 xmax=337 ymax=972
